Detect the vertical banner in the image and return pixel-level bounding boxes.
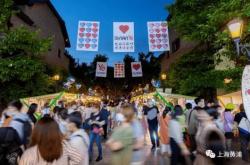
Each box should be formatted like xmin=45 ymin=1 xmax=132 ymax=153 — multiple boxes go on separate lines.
xmin=113 ymin=22 xmax=135 ymax=52
xmin=131 ymin=62 xmax=143 ymax=77
xmin=242 ymin=65 xmax=250 ymax=120
xmin=76 ymin=21 xmax=100 ymax=51
xmin=147 ymin=21 xmax=170 ymax=52
xmin=114 ymin=63 xmax=125 ymax=78
xmin=96 ymin=62 xmax=107 ymax=77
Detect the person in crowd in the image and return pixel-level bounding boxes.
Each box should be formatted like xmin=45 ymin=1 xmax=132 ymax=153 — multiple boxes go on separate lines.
xmin=99 ymin=101 xmax=111 ymax=140
xmin=223 ymin=103 xmax=235 ymax=151
xmin=57 ymin=108 xmax=68 ymax=136
xmin=19 ymin=116 xmax=82 ymax=164
xmin=169 ymin=105 xmax=190 ymax=165
xmin=53 ymin=106 xmax=61 ymax=121
xmin=41 ymin=102 xmax=51 ymax=117
xmin=186 ymin=97 xmax=204 ymax=152
xmin=131 ymin=112 xmax=145 ymax=165
xmin=194 ymin=108 xmax=226 ymax=165
xmin=68 ymin=101 xmax=77 ymax=114
xmin=106 ymin=104 xmax=134 ymax=165
xmin=27 ymin=103 xmax=38 ymax=124
xmin=88 ymin=103 xmax=105 ymax=162
xmin=184 ymin=103 xmax=192 ymax=118
xmin=143 ymin=99 xmax=160 ymax=150
xmin=234 ymin=104 xmax=250 ymax=162
xmin=57 ymin=100 xmax=65 ymax=108
xmin=4 ymin=100 xmax=32 ymax=147
xmin=66 ymin=111 xmax=90 ymax=165
xmin=159 ymin=106 xmax=171 ymax=157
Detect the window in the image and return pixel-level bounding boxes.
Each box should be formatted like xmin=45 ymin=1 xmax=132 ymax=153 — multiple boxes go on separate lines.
xmin=58 ymin=49 xmax=61 ymax=58
xmin=171 ymin=38 xmax=180 ymax=53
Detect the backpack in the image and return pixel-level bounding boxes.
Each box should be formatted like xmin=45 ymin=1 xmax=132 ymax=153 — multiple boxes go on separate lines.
xmin=13 ymin=118 xmax=32 ymax=147
xmin=0 ymin=127 xmax=23 ymax=165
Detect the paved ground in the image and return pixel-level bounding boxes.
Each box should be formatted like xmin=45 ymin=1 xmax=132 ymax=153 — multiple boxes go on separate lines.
xmin=89 ymin=132 xmax=250 ymax=165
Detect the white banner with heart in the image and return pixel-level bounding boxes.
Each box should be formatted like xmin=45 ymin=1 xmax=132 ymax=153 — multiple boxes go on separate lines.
xmin=131 ymin=62 xmax=142 ymax=77
xmin=96 ymin=62 xmax=107 ymax=77
xmin=113 ymin=22 xmax=135 ymax=52
xmin=147 ymin=21 xmax=170 ymax=52
xmin=76 ymin=21 xmax=100 ymax=51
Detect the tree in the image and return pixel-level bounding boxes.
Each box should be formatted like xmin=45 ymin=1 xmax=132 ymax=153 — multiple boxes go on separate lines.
xmin=166 ymin=0 xmax=250 ymax=98
xmin=0 ymin=0 xmax=53 ymax=104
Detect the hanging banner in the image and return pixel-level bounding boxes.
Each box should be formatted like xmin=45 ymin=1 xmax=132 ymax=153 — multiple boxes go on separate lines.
xmin=96 ymin=62 xmax=107 ymax=77
xmin=147 ymin=21 xmax=170 ymax=52
xmin=131 ymin=62 xmax=143 ymax=77
xmin=242 ymin=65 xmax=250 ymax=120
xmin=76 ymin=21 xmax=100 ymax=51
xmin=114 ymin=63 xmax=125 ymax=78
xmin=113 ymin=22 xmax=134 ymax=52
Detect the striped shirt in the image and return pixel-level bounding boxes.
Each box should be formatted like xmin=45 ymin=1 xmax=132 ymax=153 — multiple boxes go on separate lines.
xmin=19 ymin=141 xmax=82 ymax=165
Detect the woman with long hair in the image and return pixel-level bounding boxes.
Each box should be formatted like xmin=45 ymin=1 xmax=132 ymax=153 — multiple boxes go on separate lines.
xmin=27 ymin=103 xmax=38 ymax=124
xmin=19 ymin=116 xmax=82 ymax=165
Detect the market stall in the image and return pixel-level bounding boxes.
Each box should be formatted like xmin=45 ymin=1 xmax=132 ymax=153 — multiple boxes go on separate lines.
xmin=217 ymin=91 xmax=242 ymax=108
xmin=20 ymin=92 xmax=101 ymax=109
xmin=131 ymin=91 xmax=195 ymax=108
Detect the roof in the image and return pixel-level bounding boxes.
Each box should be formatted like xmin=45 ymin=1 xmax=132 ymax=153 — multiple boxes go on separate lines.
xmin=14 ymin=0 xmax=70 ymax=47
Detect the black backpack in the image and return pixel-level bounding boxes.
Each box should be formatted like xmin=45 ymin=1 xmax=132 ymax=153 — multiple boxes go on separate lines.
xmin=13 ymin=118 xmax=32 ymax=147
xmin=0 ymin=127 xmax=23 ymax=165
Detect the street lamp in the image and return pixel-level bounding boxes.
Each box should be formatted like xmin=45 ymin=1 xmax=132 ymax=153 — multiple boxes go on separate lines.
xmin=227 ymin=18 xmax=250 ymax=120
xmin=161 ymin=73 xmax=167 ymax=93
xmin=227 ymin=18 xmax=250 ymax=58
xmin=224 ymin=78 xmax=232 ymax=84
xmin=161 ymin=73 xmax=167 ymax=80
xmin=53 ymin=74 xmax=60 ymax=81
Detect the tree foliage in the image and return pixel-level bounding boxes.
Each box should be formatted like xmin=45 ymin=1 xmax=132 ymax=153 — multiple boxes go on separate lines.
xmin=166 ymin=0 xmax=250 ymax=97
xmin=0 ymin=0 xmax=53 ymax=104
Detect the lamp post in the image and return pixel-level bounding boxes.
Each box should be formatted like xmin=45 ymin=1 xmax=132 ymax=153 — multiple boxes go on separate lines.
xmin=227 ymin=18 xmax=250 ymax=120
xmin=161 ymin=73 xmax=167 ymax=93
xmin=227 ymin=18 xmax=250 ymax=59
xmin=52 ymin=74 xmax=60 ymax=91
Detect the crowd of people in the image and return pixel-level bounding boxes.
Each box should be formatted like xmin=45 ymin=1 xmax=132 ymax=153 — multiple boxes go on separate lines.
xmin=0 ymin=97 xmax=249 ymax=165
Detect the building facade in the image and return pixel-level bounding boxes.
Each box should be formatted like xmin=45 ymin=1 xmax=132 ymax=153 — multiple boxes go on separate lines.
xmin=10 ymin=0 xmax=70 ymax=71
xmin=160 ymin=27 xmax=198 ymax=73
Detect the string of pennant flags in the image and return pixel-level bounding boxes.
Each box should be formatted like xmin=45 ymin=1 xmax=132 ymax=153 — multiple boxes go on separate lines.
xmin=95 ymin=62 xmax=143 ymax=78
xmin=76 ymin=21 xmax=170 ymax=52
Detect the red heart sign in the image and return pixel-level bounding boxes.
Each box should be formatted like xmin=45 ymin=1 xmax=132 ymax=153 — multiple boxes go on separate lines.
xmin=79 ymin=28 xmax=85 ymax=32
xmin=247 ymin=89 xmax=250 ymax=95
xmin=156 ymin=34 xmax=161 ymax=38
xmin=155 ymin=29 xmax=160 ymax=33
xmin=79 ymin=33 xmax=84 ymax=37
xmin=92 ymin=28 xmax=98 ymax=33
xmin=161 ymin=28 xmax=167 ymax=33
xmin=119 ymin=25 xmax=129 ymax=34
xmin=150 ymin=34 xmax=155 ymax=38
xmin=92 ymin=33 xmax=97 ymax=38
xmin=85 ymin=44 xmax=90 ymax=48
xmin=93 ymin=23 xmax=98 ymax=27
xmin=133 ymin=64 xmax=141 ymax=70
xmin=86 ymin=33 xmax=91 ymax=38
xmin=150 ymin=39 xmax=155 ymax=43
xmin=157 ymin=44 xmax=162 ymax=49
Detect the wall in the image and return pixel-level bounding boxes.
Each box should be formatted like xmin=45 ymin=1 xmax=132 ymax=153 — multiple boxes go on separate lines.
xmin=161 ymin=28 xmax=197 ymax=73
xmin=11 ymin=4 xmax=69 ymax=71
